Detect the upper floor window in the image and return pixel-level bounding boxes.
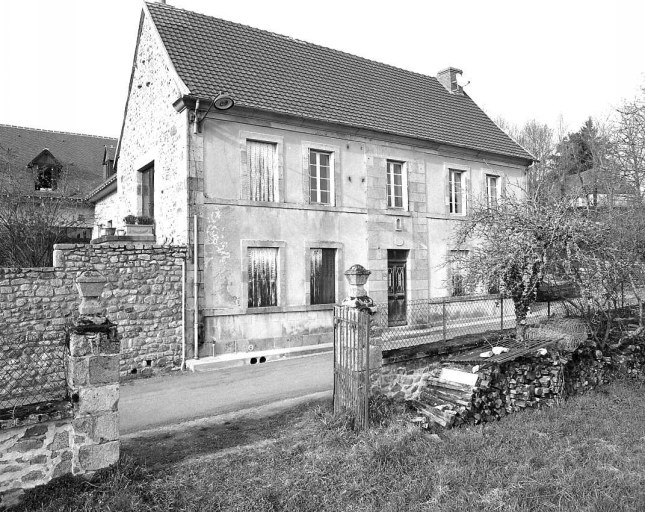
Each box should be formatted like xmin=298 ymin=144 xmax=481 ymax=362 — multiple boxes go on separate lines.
xmin=248 ymin=247 xmax=278 ymax=308
xmin=35 ymin=165 xmax=58 ymax=191
xmin=449 ymin=169 xmax=465 ymax=215
xmin=486 ymin=174 xmax=499 ymax=209
xmin=309 ymin=149 xmax=332 ymax=204
xmin=387 ymin=160 xmax=405 ymax=208
xmin=310 ymin=248 xmax=336 ymax=305
xmin=248 ymin=140 xmax=278 ymax=202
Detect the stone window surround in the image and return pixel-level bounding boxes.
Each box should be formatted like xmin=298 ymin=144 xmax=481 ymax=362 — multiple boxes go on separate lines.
xmin=239 ymin=131 xmax=284 ymax=202
xmin=386 ymin=159 xmax=409 ymax=211
xmin=241 ymin=240 xmax=287 ymax=312
xmin=303 ymin=241 xmax=344 ymax=306
xmin=444 ymin=162 xmax=471 ymax=216
xmin=302 ymin=141 xmax=341 ymax=207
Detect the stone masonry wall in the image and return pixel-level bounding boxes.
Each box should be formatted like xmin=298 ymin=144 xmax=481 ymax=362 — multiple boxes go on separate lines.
xmin=0 ymin=244 xmax=186 ymax=382
xmin=53 ymin=243 xmax=186 ymax=377
xmin=0 ymin=268 xmax=76 ymax=409
xmin=0 ymin=273 xmax=120 ymax=509
xmin=115 ymin=12 xmax=188 ymax=245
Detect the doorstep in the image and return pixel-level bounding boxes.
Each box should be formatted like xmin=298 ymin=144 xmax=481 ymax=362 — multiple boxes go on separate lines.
xmin=185 ymin=343 xmax=333 ymax=372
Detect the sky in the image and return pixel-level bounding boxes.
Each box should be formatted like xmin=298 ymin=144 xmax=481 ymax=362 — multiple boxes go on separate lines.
xmin=1 ymin=0 xmax=644 ymax=139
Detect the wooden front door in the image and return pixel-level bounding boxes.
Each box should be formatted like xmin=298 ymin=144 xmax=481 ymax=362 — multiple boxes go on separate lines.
xmin=387 ymin=250 xmax=408 ymax=326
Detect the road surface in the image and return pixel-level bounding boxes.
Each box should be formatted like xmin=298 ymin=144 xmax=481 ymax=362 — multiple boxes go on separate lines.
xmin=119 ymin=352 xmax=333 ymax=435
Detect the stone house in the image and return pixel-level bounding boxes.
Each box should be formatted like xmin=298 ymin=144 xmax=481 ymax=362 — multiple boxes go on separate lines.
xmin=89 ymin=1 xmax=533 ymax=361
xmin=0 ymin=124 xmax=117 ymax=254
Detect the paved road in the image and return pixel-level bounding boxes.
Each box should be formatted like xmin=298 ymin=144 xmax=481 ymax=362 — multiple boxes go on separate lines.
xmin=119 ymin=352 xmax=333 ymax=435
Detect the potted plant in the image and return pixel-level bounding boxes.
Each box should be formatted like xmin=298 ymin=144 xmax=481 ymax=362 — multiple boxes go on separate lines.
xmin=123 ymin=215 xmax=154 ymax=236
xmin=98 ymin=223 xmax=116 ymax=237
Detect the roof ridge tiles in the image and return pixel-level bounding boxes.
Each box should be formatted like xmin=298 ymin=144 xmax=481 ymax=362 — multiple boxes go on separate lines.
xmin=0 ymin=123 xmax=117 ymax=142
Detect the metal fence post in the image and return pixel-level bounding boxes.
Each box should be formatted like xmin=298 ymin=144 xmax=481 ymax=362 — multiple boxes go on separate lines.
xmin=364 ymin=311 xmax=370 ymax=430
xmin=442 ymin=300 xmax=447 ymax=342
xmin=547 ymin=298 xmax=551 ymax=318
xmin=500 ymin=296 xmax=504 ymax=331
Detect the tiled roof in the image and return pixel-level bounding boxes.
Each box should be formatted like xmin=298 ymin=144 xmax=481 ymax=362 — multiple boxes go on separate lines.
xmin=0 ymin=124 xmax=117 ymax=195
xmin=146 ymin=2 xmax=533 ymax=162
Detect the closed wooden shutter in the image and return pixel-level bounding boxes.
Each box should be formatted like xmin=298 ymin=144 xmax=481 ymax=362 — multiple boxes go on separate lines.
xmin=248 ymin=247 xmax=278 ymax=307
xmin=311 ymin=248 xmax=335 ymax=304
xmin=248 ymin=141 xmax=277 ymax=202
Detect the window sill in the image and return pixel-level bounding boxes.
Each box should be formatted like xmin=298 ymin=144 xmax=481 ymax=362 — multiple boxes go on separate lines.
xmin=383 ymin=209 xmax=411 ymax=217
xmin=202 ymin=304 xmax=335 ymax=317
xmin=203 ymin=197 xmax=366 ymax=214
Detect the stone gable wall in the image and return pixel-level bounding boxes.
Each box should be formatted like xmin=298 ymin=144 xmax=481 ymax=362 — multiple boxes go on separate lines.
xmin=113 ymin=13 xmax=189 ymax=244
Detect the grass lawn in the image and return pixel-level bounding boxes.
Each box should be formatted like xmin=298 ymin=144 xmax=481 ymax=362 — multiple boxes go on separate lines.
xmin=16 ymin=378 xmax=645 ymax=512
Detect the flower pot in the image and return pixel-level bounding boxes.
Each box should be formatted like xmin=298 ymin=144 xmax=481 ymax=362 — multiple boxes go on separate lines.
xmin=124 ymin=224 xmax=154 ymax=236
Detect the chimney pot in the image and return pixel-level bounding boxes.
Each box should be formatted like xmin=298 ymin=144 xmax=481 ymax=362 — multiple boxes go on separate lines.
xmin=437 ymin=67 xmax=464 ymax=95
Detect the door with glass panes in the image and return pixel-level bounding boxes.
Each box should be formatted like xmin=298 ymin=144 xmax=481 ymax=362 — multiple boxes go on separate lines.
xmin=387 ymin=250 xmax=408 ymax=326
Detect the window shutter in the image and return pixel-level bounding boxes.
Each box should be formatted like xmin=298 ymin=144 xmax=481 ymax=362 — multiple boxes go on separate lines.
xmin=310 ymin=248 xmax=335 ymax=304
xmin=248 ymin=248 xmax=278 ymax=307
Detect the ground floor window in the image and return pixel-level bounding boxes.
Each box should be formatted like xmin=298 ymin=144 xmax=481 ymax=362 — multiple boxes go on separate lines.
xmin=248 ymin=247 xmax=278 ymax=307
xmin=450 ymin=250 xmax=469 ymax=296
xmin=310 ymin=248 xmax=336 ymax=304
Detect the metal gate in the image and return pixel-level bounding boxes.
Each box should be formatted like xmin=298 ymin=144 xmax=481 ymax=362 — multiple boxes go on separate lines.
xmin=333 ymin=305 xmax=371 ymax=430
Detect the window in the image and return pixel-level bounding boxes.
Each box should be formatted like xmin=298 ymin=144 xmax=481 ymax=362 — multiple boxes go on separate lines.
xmin=140 ymin=165 xmax=154 ymax=218
xmin=309 ymin=150 xmax=332 ymax=204
xmin=310 ymin=248 xmax=336 ymax=304
xmin=449 ymin=169 xmax=465 ymax=214
xmin=486 ymin=175 xmax=499 ymax=209
xmin=450 ymin=250 xmax=469 ymax=296
xmin=248 ymin=247 xmax=278 ymax=308
xmin=248 ymin=140 xmax=278 ymax=201
xmin=35 ymin=165 xmax=58 ymax=191
xmin=387 ymin=161 xmax=405 ymax=208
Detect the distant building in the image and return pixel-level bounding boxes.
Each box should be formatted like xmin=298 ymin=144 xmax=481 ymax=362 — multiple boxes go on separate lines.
xmin=0 ymin=124 xmax=117 ymax=261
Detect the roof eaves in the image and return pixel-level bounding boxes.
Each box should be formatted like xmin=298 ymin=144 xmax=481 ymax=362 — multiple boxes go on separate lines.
xmin=85 ymin=174 xmax=117 ymax=203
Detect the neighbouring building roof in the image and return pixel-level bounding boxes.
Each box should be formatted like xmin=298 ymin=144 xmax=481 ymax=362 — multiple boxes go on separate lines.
xmin=0 ymin=124 xmax=117 ymax=196
xmin=146 ymin=2 xmax=533 ymax=163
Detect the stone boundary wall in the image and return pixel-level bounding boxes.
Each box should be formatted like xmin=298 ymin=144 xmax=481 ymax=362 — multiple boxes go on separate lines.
xmin=0 ymin=244 xmax=186 ymax=381
xmin=53 ymin=243 xmax=187 ymax=377
xmin=0 ymin=275 xmax=120 ymax=509
xmin=0 ymin=268 xmax=76 ymax=408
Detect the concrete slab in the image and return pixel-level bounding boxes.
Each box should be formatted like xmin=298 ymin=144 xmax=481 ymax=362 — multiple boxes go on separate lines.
xmin=186 ymin=343 xmax=332 ymax=372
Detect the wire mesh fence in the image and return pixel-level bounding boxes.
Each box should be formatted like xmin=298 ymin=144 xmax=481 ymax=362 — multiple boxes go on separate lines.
xmin=0 ymin=333 xmax=68 ymax=414
xmin=372 ymin=295 xmax=573 ymax=351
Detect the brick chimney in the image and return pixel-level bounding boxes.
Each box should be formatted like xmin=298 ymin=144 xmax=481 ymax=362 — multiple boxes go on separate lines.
xmin=437 ymin=67 xmax=464 ymax=95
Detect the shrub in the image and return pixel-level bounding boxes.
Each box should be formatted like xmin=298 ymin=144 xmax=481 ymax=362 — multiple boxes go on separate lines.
xmin=123 ymin=214 xmax=137 ymax=224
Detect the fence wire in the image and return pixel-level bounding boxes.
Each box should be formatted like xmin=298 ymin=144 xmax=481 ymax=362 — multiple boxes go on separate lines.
xmin=372 ymin=295 xmax=574 ymax=351
xmin=0 ymin=334 xmax=68 ymax=413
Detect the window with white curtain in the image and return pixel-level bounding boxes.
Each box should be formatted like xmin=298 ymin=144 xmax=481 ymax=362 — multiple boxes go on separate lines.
xmin=247 ymin=140 xmax=278 ymax=202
